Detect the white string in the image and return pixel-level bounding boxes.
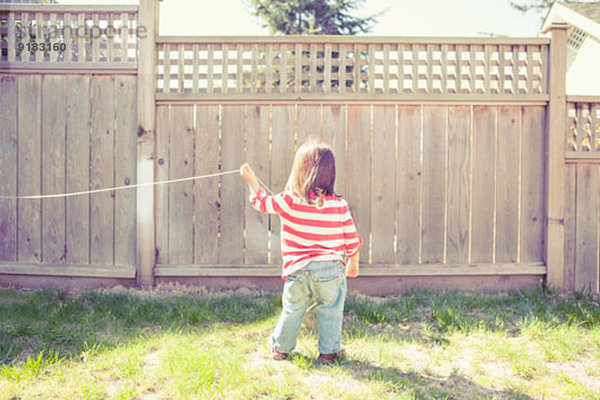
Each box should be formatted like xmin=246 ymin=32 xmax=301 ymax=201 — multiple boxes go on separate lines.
xmin=0 ymin=169 xmax=242 ymax=200
xmin=255 ymin=175 xmax=275 ymax=196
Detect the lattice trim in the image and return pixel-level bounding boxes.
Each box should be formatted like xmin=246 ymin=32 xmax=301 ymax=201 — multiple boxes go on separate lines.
xmin=0 ymin=9 xmax=138 ymax=65
xmin=156 ymin=40 xmax=548 ymax=96
xmin=568 ymin=102 xmax=600 ymax=152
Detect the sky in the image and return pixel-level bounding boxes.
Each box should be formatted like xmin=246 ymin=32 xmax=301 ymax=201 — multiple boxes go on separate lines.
xmin=58 ymin=0 xmax=546 ymax=37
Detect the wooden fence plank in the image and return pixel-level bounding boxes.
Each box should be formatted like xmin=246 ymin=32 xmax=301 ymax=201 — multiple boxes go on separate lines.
xmin=446 ymin=106 xmax=470 ymax=264
xmin=575 ymin=164 xmax=599 ymax=292
xmin=194 ymin=105 xmax=220 ymax=264
xmin=563 ymin=163 xmax=576 ymax=292
xmin=65 ymin=75 xmax=90 ymax=265
xmin=17 ymin=75 xmax=42 ymax=263
xmin=220 ymin=105 xmax=245 ymax=264
xmin=471 ymin=106 xmax=495 ymax=263
xmin=7 ymin=13 xmax=15 ymax=62
xmin=90 ymin=76 xmax=115 ymax=265
xmin=371 ymin=105 xmax=396 ymax=264
xmin=421 ymin=106 xmax=446 ymax=264
xmin=114 ymin=76 xmax=137 ymax=266
xmin=297 ymin=104 xmax=322 ymax=145
xmin=496 ymin=106 xmax=520 ymax=263
xmin=271 ymin=105 xmax=295 ymax=266
xmin=245 ymin=105 xmax=270 ymax=264
xmin=155 ymin=105 xmax=170 ymax=264
xmin=520 ymin=106 xmax=545 ymax=262
xmin=396 ymin=105 xmax=421 ymax=264
xmin=346 ymin=105 xmax=371 ymax=264
xmin=322 ymin=105 xmax=346 ymax=196
xmin=42 ymin=75 xmax=67 ymax=264
xmin=0 ymin=76 xmax=17 ymax=261
xmin=168 ymin=106 xmax=195 ymax=265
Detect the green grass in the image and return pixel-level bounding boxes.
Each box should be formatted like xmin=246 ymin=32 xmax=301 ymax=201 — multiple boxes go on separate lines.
xmin=1 ymin=285 xmax=599 ymax=399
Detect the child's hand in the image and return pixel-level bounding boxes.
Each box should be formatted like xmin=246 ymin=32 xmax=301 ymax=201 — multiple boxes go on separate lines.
xmin=346 ymin=253 xmax=359 ymax=278
xmin=240 ymin=163 xmax=261 ymax=193
xmin=240 ymin=163 xmax=256 ymax=182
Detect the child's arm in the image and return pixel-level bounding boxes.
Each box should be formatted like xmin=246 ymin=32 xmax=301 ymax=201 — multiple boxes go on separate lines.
xmin=240 ymin=163 xmax=261 ymax=194
xmin=240 ymin=163 xmax=279 ymax=215
xmin=346 ymin=252 xmax=359 ymax=278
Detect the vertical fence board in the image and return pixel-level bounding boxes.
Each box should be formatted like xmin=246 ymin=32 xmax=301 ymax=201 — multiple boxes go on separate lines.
xmin=297 ymin=105 xmax=322 ymax=145
xmin=446 ymin=106 xmax=470 ymax=264
xmin=575 ymin=164 xmax=599 ymax=292
xmin=17 ymin=75 xmax=42 ymax=263
xmin=65 ymin=75 xmax=90 ymax=265
xmin=42 ymin=75 xmax=67 ymax=264
xmin=521 ymin=106 xmax=545 ymax=262
xmin=220 ymin=105 xmax=245 ymax=264
xmin=194 ymin=105 xmax=220 ymax=264
xmin=496 ymin=106 xmax=520 ymax=263
xmin=346 ymin=105 xmax=371 ymax=263
xmin=114 ymin=76 xmax=137 ymax=266
xmin=421 ymin=106 xmax=446 ymax=264
xmin=90 ymin=76 xmax=115 ymax=265
xmin=471 ymin=106 xmax=495 ymax=263
xmin=564 ymin=163 xmax=576 ymax=292
xmin=168 ymin=106 xmax=195 ymax=265
xmin=155 ymin=105 xmax=170 ymax=264
xmin=396 ymin=105 xmax=421 ymax=264
xmin=245 ymin=105 xmax=270 ymax=264
xmin=0 ymin=76 xmax=17 ymax=261
xmin=371 ymin=105 xmax=396 ymax=264
xmin=322 ymin=105 xmax=346 ymax=196
xmin=271 ymin=105 xmax=295 ymax=266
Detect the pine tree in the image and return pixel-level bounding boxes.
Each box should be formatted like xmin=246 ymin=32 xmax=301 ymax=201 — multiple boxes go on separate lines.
xmin=248 ymin=0 xmax=380 ymax=35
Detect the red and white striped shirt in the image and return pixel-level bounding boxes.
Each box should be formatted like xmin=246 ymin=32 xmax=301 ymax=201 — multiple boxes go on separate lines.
xmin=250 ymin=188 xmax=363 ymax=278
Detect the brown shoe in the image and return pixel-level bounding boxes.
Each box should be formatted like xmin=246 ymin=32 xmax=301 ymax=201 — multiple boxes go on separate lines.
xmin=317 ymin=348 xmax=345 ymax=365
xmin=272 ymin=349 xmax=289 ymax=360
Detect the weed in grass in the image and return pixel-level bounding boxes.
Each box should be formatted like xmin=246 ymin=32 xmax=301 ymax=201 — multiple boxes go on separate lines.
xmin=82 ymin=382 xmax=106 ymax=400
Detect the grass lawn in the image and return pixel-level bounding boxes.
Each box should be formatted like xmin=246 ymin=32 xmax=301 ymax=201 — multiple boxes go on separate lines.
xmin=0 ymin=284 xmax=599 ymax=400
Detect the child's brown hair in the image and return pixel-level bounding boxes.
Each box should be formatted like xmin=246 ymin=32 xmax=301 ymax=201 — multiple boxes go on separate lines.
xmin=285 ymin=138 xmax=337 ymax=204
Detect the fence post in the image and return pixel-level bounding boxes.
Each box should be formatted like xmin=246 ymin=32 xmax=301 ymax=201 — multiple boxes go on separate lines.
xmin=545 ymin=22 xmax=568 ymax=291
xmin=136 ymin=0 xmax=158 ymax=287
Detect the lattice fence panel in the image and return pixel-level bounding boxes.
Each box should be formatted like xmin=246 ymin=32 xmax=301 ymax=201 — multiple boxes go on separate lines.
xmin=156 ymin=39 xmax=548 ymax=97
xmin=0 ymin=6 xmax=138 ymax=67
xmin=568 ymin=101 xmax=600 ymax=153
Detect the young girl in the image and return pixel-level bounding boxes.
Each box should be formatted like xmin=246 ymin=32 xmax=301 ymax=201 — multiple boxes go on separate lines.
xmin=240 ymin=139 xmax=362 ymax=364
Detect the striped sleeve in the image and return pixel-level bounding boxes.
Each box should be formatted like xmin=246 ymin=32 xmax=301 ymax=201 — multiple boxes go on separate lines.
xmin=249 ymin=188 xmax=282 ymax=215
xmin=341 ymin=201 xmax=362 ymax=257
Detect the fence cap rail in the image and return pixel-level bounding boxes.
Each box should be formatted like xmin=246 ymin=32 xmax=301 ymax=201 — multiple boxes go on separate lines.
xmin=0 ymin=4 xmax=139 ymax=12
xmin=567 ymin=95 xmax=600 ymax=103
xmin=157 ymin=35 xmax=551 ymax=45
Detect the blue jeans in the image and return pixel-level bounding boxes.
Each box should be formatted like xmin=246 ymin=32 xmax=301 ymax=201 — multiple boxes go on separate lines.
xmin=270 ymin=261 xmax=347 ymax=355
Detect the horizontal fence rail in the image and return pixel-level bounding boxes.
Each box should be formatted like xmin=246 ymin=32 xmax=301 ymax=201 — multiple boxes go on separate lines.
xmin=0 ymin=5 xmax=138 ymax=72
xmin=566 ymin=96 xmax=600 ymax=161
xmin=156 ymin=36 xmax=549 ymax=101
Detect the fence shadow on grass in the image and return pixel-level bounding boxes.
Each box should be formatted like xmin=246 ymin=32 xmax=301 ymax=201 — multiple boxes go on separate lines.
xmin=0 ymin=287 xmax=281 ymax=367
xmin=286 ymin=352 xmax=534 ymax=400
xmin=341 ymin=360 xmax=535 ymax=400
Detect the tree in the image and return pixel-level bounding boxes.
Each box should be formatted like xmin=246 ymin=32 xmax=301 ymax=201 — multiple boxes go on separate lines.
xmin=510 ymin=0 xmax=596 ymax=15
xmin=248 ymin=0 xmax=380 ymax=35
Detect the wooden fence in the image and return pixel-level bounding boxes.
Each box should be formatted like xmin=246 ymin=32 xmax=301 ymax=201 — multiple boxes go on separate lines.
xmin=0 ymin=3 xmax=597 ymax=293
xmin=153 ymin=103 xmax=547 ymax=282
xmin=564 ymin=97 xmax=600 ymax=293
xmin=0 ymin=5 xmax=139 ymax=281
